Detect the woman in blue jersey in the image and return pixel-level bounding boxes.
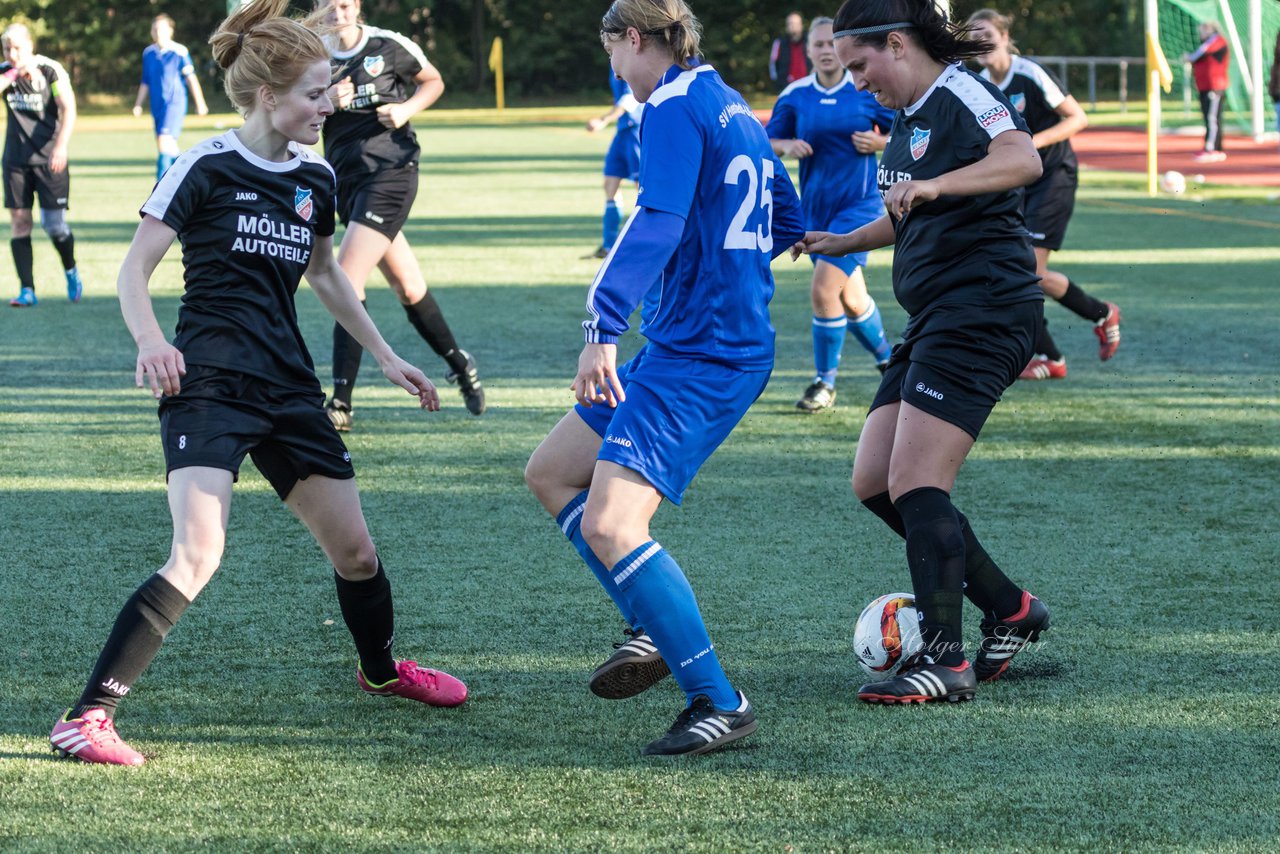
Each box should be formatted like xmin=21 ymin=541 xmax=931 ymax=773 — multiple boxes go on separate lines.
xmin=795 ymin=0 xmax=1051 ymax=704
xmin=132 ymin=14 xmax=209 ymax=181
xmin=768 ymin=16 xmax=896 ymax=412
xmin=585 ymin=74 xmax=642 ymax=259
xmin=49 ymin=0 xmax=465 ymax=767
xmin=968 ymin=9 xmax=1120 ymax=380
xmin=525 ymin=0 xmax=803 ymax=757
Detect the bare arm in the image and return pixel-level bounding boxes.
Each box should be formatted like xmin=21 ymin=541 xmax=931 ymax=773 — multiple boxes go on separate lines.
xmin=376 ymin=60 xmax=444 ymax=130
xmin=186 ymin=72 xmax=208 ymax=116
xmin=304 ymin=238 xmax=439 ymax=410
xmin=1031 ymin=94 xmax=1088 ymax=151
xmin=133 ymin=82 xmax=149 ymax=116
xmin=118 ymin=216 xmax=186 ymax=398
xmin=50 ymin=79 xmax=76 ymax=173
xmin=770 ymin=137 xmax=813 ymax=158
xmin=587 ymin=103 xmax=625 ymax=132
xmin=790 ymin=213 xmax=896 ymax=261
xmin=881 ymin=129 xmax=1041 ymax=219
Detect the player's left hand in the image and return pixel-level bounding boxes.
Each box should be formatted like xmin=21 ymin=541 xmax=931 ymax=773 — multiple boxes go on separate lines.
xmin=376 ymin=103 xmax=410 ymax=129
xmin=49 ymin=145 xmax=68 ymax=173
xmin=572 ymin=342 xmax=624 ymax=408
xmin=882 ymin=179 xmax=941 ymax=219
xmin=196 ymin=104 xmax=209 ymax=117
xmin=852 ymin=129 xmax=887 ymax=154
xmin=790 ymin=230 xmax=853 ymax=260
xmin=381 ymin=356 xmax=440 ymax=411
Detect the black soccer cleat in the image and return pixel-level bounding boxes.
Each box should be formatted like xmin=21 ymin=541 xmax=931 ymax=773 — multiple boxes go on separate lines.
xmin=325 ymin=398 xmax=353 ymax=432
xmin=445 ymin=350 xmax=485 ymax=416
xmin=858 ymin=654 xmax=977 ymax=705
xmin=795 ymin=379 xmax=836 ymax=412
xmin=588 ymin=627 xmax=670 ymax=699
xmin=975 ymin=591 xmax=1050 ymax=683
xmin=642 ymin=691 xmax=757 ymax=757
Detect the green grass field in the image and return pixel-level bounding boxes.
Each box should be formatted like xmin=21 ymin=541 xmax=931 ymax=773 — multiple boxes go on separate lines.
xmin=1 ymin=110 xmax=1278 ymax=852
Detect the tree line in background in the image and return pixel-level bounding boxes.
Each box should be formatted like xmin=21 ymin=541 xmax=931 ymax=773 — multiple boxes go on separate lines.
xmin=0 ymin=0 xmax=1141 ymax=105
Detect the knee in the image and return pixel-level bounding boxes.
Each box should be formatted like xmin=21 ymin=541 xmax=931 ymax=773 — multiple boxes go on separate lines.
xmin=332 ymin=538 xmax=379 ymax=580
xmin=851 ymin=465 xmax=886 ymax=504
xmin=10 ymin=210 xmax=32 ymax=236
xmin=524 ymin=448 xmax=561 ymax=504
xmin=41 ymin=209 xmax=70 ymax=240
xmin=579 ymin=507 xmax=613 ymax=557
xmin=168 ymin=537 xmax=225 ymax=587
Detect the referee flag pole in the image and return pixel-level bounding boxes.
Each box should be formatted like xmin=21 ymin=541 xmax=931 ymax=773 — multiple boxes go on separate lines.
xmin=1145 ymin=0 xmax=1173 ymax=196
xmin=488 ymin=37 xmax=505 ymax=112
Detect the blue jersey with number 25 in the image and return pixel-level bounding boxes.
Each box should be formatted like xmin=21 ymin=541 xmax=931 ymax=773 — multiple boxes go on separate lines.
xmin=631 ymin=64 xmax=800 ymax=370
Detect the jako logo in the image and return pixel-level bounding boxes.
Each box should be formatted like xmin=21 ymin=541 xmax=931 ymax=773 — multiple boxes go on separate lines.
xmin=915 ymin=382 xmax=944 ymax=400
xmin=606 ymin=435 xmax=633 ymax=449
xmin=101 ymin=678 xmax=130 ymax=696
xmin=236 ymin=191 xmax=258 ymax=201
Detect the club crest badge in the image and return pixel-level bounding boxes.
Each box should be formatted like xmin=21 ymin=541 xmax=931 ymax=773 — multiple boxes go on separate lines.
xmin=910 ymin=127 xmax=930 ymax=161
xmin=294 ymin=187 xmax=313 ymax=221
xmin=363 ymin=55 xmax=385 ymax=77
xmin=1010 ymin=92 xmax=1027 ymax=113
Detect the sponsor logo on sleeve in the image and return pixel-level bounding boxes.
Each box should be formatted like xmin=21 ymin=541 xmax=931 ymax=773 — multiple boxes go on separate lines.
xmin=978 ymin=104 xmax=1011 ymax=127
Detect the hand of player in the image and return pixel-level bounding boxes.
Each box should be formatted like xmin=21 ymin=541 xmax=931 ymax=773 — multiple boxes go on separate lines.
xmin=380 ymin=355 xmax=440 ymax=411
xmin=196 ymin=103 xmax=209 ymax=117
xmin=790 ymin=230 xmax=853 ymax=260
xmin=572 ymin=342 xmax=624 ymax=408
xmin=784 ymin=139 xmax=814 ymax=159
xmin=330 ymin=77 xmax=355 ymax=110
xmin=376 ymin=103 xmax=409 ymax=129
xmin=132 ymin=104 xmax=143 ymax=118
xmin=586 ymin=116 xmax=606 ymax=133
xmin=49 ymin=144 xmax=68 ymax=173
xmin=883 ymin=178 xmax=940 ymax=219
xmin=852 ymin=129 xmax=887 ymax=154
xmin=135 ymin=334 xmax=187 ymax=399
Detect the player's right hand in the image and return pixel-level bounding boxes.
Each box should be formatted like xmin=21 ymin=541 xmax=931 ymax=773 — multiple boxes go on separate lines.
xmin=785 ymin=139 xmax=814 ymax=159
xmin=132 ymin=105 xmax=143 ymax=117
xmin=790 ymin=230 xmax=852 ymax=260
xmin=135 ymin=336 xmax=187 ymax=399
xmin=572 ymin=342 xmax=624 ymax=408
xmin=330 ymin=77 xmax=355 ymax=110
xmin=586 ymin=117 xmax=605 ymax=132
xmin=381 ymin=356 xmax=440 ymax=411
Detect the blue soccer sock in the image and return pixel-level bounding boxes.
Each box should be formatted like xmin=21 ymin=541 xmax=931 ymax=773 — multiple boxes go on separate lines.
xmin=602 ymin=200 xmax=621 ymax=249
xmin=157 ymin=153 xmax=176 ymax=181
xmin=812 ymin=314 xmax=846 ymax=385
xmin=848 ymin=298 xmax=892 ymax=365
xmin=612 ymin=541 xmax=737 ymax=709
xmin=556 ymin=491 xmax=637 ymax=627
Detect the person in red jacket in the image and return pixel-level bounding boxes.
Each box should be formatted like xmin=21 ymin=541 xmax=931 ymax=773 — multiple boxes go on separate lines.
xmin=1184 ymin=21 xmax=1230 ymax=162
xmin=769 ymin=12 xmax=811 ymax=92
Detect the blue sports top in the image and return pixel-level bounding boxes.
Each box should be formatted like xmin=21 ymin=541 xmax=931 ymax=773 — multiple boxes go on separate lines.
xmin=584 ymin=63 xmax=804 ymax=370
xmin=609 ymin=75 xmax=642 ymax=132
xmin=140 ymin=43 xmax=194 ymax=112
xmin=765 ymin=71 xmax=895 ymax=229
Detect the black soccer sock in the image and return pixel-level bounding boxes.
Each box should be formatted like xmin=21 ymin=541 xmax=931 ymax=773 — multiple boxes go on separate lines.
xmin=1035 ymin=315 xmax=1063 ymax=362
xmin=331 ymin=299 xmax=367 ymax=407
xmin=1055 ymin=280 xmax=1109 ymax=323
xmin=72 ymin=574 xmax=190 ymax=719
xmin=894 ymin=486 xmax=966 ymax=667
xmin=51 ymin=232 xmax=76 ymax=271
xmin=861 ymin=491 xmax=906 ymax=538
xmin=956 ymin=512 xmax=1023 ymax=619
xmin=403 ymin=292 xmax=468 ymax=375
xmin=10 ymin=236 xmax=34 ymax=290
xmin=334 ymin=559 xmax=397 ymax=685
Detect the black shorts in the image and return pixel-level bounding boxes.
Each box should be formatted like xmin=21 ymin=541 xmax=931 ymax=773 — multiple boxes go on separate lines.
xmin=157 ymin=365 xmax=355 ymax=500
xmin=337 ymin=163 xmax=418 ymax=239
xmin=4 ymin=163 xmax=70 ymax=210
xmin=869 ymin=299 xmax=1041 ymax=439
xmin=1022 ymin=165 xmax=1076 ymax=251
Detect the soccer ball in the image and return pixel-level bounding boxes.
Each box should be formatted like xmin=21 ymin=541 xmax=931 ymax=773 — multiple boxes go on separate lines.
xmin=853 ymin=593 xmax=924 ymax=676
xmin=1159 ymin=170 xmax=1186 ymax=194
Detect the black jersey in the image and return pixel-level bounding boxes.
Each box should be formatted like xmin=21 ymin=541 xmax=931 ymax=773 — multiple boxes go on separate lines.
xmin=878 ymin=63 xmax=1041 ymax=319
xmin=322 ymin=27 xmax=427 ymax=178
xmin=141 ymin=131 xmax=337 ymax=391
xmin=982 ymin=56 xmax=1076 ymax=174
xmin=1 ymin=56 xmax=70 ymax=166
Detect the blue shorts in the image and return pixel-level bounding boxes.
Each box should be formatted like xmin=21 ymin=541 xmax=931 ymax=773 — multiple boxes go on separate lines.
xmin=575 ymin=344 xmax=771 ymax=505
xmin=153 ymin=102 xmax=187 ymax=138
xmin=810 ymin=204 xmax=882 ymax=275
xmin=603 ymin=127 xmax=640 ymax=182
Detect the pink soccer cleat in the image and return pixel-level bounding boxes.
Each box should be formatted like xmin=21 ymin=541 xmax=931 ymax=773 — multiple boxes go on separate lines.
xmin=1094 ymin=302 xmax=1121 ymax=361
xmin=49 ymin=708 xmax=145 ymax=766
xmin=357 ymin=660 xmax=468 ymax=708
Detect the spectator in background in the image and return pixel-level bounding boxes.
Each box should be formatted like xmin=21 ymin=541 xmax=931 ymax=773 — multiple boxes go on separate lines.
xmin=1184 ymin=20 xmax=1229 ymax=162
xmin=769 ymin=11 xmax=811 ymax=92
xmin=1268 ymin=30 xmax=1280 ymax=145
xmin=133 ymin=14 xmax=209 ymax=182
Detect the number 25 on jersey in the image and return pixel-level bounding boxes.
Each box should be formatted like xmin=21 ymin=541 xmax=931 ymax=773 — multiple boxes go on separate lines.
xmin=723 ymin=155 xmax=774 ymax=254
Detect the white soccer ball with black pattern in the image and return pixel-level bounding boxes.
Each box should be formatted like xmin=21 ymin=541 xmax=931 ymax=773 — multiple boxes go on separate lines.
xmin=853 ymin=593 xmax=924 ymax=676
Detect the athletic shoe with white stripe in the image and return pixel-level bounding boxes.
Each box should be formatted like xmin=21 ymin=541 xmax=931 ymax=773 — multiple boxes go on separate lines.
xmin=49 ymin=708 xmax=145 ymax=766
xmin=588 ymin=627 xmax=671 ymax=699
xmin=857 ymin=655 xmax=977 ymax=705
xmin=641 ymin=691 xmax=757 ymax=757
xmin=1094 ymin=301 xmax=1121 ymax=361
xmin=975 ymin=591 xmax=1051 ymax=682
